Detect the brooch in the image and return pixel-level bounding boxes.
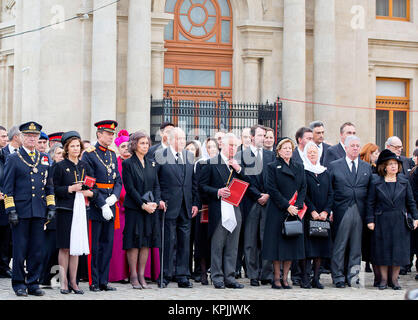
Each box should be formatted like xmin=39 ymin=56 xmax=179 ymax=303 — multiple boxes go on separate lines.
xmin=277 ymin=165 xmax=281 ymax=169
xmin=66 ymin=168 xmax=70 ymax=172
xmin=152 ymin=162 xmax=156 ymax=167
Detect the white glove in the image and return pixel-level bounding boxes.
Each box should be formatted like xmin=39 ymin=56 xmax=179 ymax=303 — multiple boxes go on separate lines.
xmin=105 ymin=194 xmax=118 ymax=207
xmin=101 ymin=204 xmax=113 ymax=221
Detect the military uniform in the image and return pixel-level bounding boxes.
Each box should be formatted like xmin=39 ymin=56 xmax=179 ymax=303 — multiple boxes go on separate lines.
xmin=3 ymin=122 xmax=55 ymax=296
xmin=81 ymin=120 xmax=122 ymax=291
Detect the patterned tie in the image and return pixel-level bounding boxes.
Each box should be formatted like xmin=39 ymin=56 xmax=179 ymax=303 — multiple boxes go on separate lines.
xmin=29 ymin=151 xmax=35 ymax=162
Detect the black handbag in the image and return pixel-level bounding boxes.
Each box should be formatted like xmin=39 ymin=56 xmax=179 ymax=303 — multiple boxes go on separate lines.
xmin=282 ymin=214 xmax=303 ymax=237
xmin=141 ymin=191 xmax=155 ymax=204
xmin=309 ymin=219 xmax=331 ymax=238
xmin=405 ymin=212 xmax=414 ymax=231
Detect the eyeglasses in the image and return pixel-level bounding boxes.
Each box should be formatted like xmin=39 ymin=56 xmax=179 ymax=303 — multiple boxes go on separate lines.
xmin=390 ymin=145 xmax=403 ymax=150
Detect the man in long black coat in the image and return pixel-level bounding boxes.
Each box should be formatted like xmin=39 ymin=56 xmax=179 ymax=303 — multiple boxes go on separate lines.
xmin=155 ymin=127 xmax=198 ymax=288
xmin=329 ymin=135 xmax=372 ymax=288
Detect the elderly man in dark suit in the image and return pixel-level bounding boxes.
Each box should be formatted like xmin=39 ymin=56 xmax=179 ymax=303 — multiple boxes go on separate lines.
xmin=199 ymin=133 xmax=251 ymax=289
xmin=239 ymin=125 xmax=275 ymax=286
xmin=309 ymin=121 xmax=331 ymax=166
xmin=385 ymin=136 xmax=415 ymax=176
xmin=155 ymin=127 xmax=199 ymax=288
xmin=292 ymin=127 xmax=313 ymax=165
xmin=329 ymin=135 xmax=372 ymax=288
xmin=2 ymin=125 xmax=22 ymax=157
xmin=323 ymin=122 xmax=356 ymax=168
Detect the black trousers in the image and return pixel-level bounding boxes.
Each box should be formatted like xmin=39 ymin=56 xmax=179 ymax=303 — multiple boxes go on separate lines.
xmin=0 ymin=224 xmax=11 ymax=274
xmin=11 ymin=218 xmax=46 ymax=292
xmin=162 ymin=202 xmax=191 ymax=282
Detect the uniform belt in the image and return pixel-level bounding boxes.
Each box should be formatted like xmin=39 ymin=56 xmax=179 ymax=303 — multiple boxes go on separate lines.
xmin=96 ymin=183 xmax=114 ymax=189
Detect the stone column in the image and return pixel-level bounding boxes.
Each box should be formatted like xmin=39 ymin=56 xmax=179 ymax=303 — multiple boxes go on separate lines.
xmin=91 ymin=0 xmax=117 ymax=138
xmin=313 ymin=0 xmax=336 ymax=133
xmin=242 ymin=55 xmax=260 ymax=103
xmin=282 ymin=0 xmax=306 ymax=138
xmin=126 ymin=0 xmax=151 ymax=134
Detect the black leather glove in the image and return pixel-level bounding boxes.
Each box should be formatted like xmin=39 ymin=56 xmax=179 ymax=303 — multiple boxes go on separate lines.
xmin=47 ymin=209 xmax=56 ymax=221
xmin=9 ymin=210 xmax=18 ymax=227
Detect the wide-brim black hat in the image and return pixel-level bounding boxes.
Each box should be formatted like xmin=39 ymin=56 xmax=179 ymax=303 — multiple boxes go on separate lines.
xmin=376 ymin=149 xmax=402 ymax=167
xmin=19 ymin=121 xmax=42 ymax=134
xmin=61 ymin=131 xmax=81 ymax=146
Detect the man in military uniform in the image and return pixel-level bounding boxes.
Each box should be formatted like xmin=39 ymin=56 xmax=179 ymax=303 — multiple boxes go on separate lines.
xmin=47 ymin=132 xmax=64 ymax=149
xmin=3 ymin=121 xmax=56 ymax=297
xmin=82 ymin=120 xmax=122 ymax=292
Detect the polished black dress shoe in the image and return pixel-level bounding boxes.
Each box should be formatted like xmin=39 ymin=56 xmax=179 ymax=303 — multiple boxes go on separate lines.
xmin=261 ymin=279 xmax=272 ymax=285
xmin=100 ymin=284 xmax=116 ymax=291
xmin=392 ymin=283 xmax=402 ymax=290
xmin=28 ymin=288 xmax=45 ymax=296
xmin=200 ymin=274 xmax=209 ymax=286
xmin=15 ymin=289 xmax=28 ymax=297
xmin=89 ymin=285 xmax=100 ymax=292
xmin=250 ymin=279 xmax=260 ymax=286
xmin=335 ymin=282 xmax=346 ymax=288
xmin=178 ymin=280 xmax=193 ymax=288
xmin=60 ymin=288 xmax=71 ymax=294
xmin=300 ymin=281 xmax=312 ymax=289
xmin=225 ymin=282 xmax=244 ymax=289
xmin=213 ymin=281 xmax=225 ymax=289
xmin=69 ymin=286 xmax=84 ymax=294
xmin=311 ymin=279 xmax=324 ymax=289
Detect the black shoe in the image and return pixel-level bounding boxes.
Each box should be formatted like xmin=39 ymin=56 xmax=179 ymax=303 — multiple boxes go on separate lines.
xmin=300 ymin=281 xmax=312 ymax=289
xmin=89 ymin=285 xmax=100 ymax=292
xmin=213 ymin=281 xmax=225 ymax=289
xmin=69 ymin=285 xmax=84 ymax=294
xmin=250 ymin=279 xmax=260 ymax=286
xmin=292 ymin=279 xmax=300 ymax=286
xmin=235 ymin=272 xmax=242 ymax=279
xmin=392 ymin=285 xmax=402 ymax=290
xmin=271 ymin=281 xmax=282 ymax=289
xmin=225 ymin=282 xmax=244 ymax=289
xmin=118 ymin=279 xmax=130 ymax=284
xmin=157 ymin=279 xmax=168 ymax=288
xmin=15 ymin=288 xmax=28 ymax=297
xmin=28 ymin=288 xmax=45 ymax=296
xmin=335 ymin=282 xmax=345 ymax=288
xmin=311 ymin=278 xmax=324 ymax=289
xmin=365 ymin=263 xmax=372 ymax=273
xmin=99 ymin=284 xmax=116 ymax=291
xmin=378 ymin=284 xmax=388 ymax=290
xmin=281 ymin=279 xmax=292 ymax=289
xmin=200 ymin=274 xmax=209 ymax=286
xmin=60 ymin=288 xmax=71 ymax=294
xmin=178 ymin=280 xmax=193 ymax=288
xmin=260 ymin=279 xmax=273 ymax=285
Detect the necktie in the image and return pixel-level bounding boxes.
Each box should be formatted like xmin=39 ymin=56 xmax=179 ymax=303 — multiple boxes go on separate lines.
xmin=351 ymin=160 xmax=357 ymax=182
xmin=29 ymin=151 xmax=35 ymax=162
xmin=255 ymin=148 xmax=262 ymax=175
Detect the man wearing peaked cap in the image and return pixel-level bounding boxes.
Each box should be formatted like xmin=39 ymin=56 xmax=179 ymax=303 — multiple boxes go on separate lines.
xmin=82 ymin=120 xmax=122 ymax=292
xmin=3 ymin=121 xmax=56 ymax=297
xmin=48 ymin=132 xmax=64 ymax=149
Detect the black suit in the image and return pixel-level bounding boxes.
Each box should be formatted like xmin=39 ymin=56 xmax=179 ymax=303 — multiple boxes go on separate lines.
xmin=239 ymin=147 xmax=275 ymax=282
xmin=199 ymin=154 xmax=250 ymax=285
xmin=155 ymin=147 xmax=198 ymax=283
xmin=400 ymin=155 xmax=415 ymax=176
xmin=323 ymin=143 xmax=346 ymax=168
xmin=292 ymin=148 xmax=304 ymax=165
xmin=319 ymin=143 xmax=331 ymax=166
xmin=329 ymin=158 xmax=372 ymax=285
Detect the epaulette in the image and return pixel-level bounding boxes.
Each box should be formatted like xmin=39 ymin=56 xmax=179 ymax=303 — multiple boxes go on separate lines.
xmin=86 ymin=146 xmax=96 ymax=153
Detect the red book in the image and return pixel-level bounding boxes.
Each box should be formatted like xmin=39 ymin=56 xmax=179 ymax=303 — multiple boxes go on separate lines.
xmin=289 ymin=191 xmax=307 ymax=220
xmin=222 ymin=178 xmax=249 ymax=207
xmin=84 ymin=176 xmax=96 ymax=189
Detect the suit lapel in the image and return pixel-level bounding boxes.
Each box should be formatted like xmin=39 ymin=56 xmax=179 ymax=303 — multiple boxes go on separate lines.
xmin=279 ymin=159 xmax=295 ymax=179
xmin=341 ymin=160 xmax=354 ymax=186
xmin=167 ymin=148 xmax=183 ymax=183
xmin=392 ymin=180 xmax=406 ymax=203
xmin=215 ymin=154 xmax=231 ymax=186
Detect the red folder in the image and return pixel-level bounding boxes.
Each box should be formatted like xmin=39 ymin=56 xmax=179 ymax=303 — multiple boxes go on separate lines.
xmin=289 ymin=191 xmax=307 ymax=220
xmin=222 ymin=178 xmax=250 ymax=207
xmin=200 ymin=205 xmax=209 ymax=224
xmin=84 ymin=176 xmax=96 ymax=188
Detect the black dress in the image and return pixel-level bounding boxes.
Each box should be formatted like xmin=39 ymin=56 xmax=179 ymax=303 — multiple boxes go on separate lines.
xmin=303 ymin=170 xmax=333 ymax=259
xmin=262 ymin=157 xmax=307 ymax=261
xmin=122 ymin=154 xmax=161 ymax=249
xmin=409 ymin=168 xmax=418 ymax=255
xmin=366 ymin=175 xmax=418 ymax=266
xmin=53 ymin=158 xmax=96 ymax=249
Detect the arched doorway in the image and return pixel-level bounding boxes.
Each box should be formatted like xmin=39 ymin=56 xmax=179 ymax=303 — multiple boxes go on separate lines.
xmin=163 ymin=0 xmax=233 ymax=102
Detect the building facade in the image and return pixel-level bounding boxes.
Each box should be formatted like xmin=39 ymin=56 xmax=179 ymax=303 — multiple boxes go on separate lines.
xmin=0 ymin=0 xmax=416 ymax=155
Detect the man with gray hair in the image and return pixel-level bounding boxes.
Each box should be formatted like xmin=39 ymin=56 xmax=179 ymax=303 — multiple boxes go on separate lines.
xmin=385 ymin=136 xmax=415 ymax=176
xmin=329 ymin=135 xmax=372 ymax=288
xmin=2 ymin=125 xmax=22 ymax=157
xmin=199 ymin=132 xmax=251 ymax=289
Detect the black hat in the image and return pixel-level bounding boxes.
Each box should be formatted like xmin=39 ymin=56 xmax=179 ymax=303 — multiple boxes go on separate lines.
xmin=48 ymin=132 xmax=64 ymax=142
xmin=19 ymin=121 xmax=42 ymax=134
xmin=95 ymin=120 xmax=118 ymax=133
xmin=376 ymin=149 xmax=402 ymax=167
xmin=61 ymin=131 xmax=81 ymax=146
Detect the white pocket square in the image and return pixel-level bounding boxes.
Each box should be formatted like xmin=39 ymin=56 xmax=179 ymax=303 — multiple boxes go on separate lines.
xmin=277 ymin=166 xmax=282 ymax=169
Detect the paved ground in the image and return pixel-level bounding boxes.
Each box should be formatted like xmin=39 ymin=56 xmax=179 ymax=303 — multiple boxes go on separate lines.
xmin=0 ymin=263 xmax=417 ymax=300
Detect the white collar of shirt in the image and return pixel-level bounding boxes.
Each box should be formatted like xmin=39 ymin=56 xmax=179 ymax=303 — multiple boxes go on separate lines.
xmin=317 ymin=143 xmax=323 ymax=157
xmin=249 ymin=145 xmax=262 ymax=159
xmin=297 ymin=147 xmax=304 ymax=160
xmin=345 ymin=156 xmax=358 ymax=170
xmin=220 ymin=152 xmax=231 ymax=169
xmin=161 ymin=141 xmax=168 ymax=149
xmin=8 ymin=144 xmax=16 ymax=154
xmin=340 ymin=141 xmax=347 ymax=153
xmin=170 ymin=146 xmax=182 ymax=161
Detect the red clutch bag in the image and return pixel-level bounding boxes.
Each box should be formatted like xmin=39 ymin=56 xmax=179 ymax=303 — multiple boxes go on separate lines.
xmin=289 ymin=191 xmax=307 ymax=220
xmin=84 ymin=176 xmax=96 ymax=188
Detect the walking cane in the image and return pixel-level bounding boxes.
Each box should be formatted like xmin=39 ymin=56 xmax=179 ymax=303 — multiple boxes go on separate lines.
xmin=160 ymin=200 xmax=167 ymax=289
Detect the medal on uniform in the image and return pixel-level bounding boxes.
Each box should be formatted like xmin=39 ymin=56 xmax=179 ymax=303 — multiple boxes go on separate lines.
xmin=112 ymin=163 xmax=115 ymax=169
xmin=113 ymin=172 xmax=116 ymax=180
xmin=33 ymin=167 xmax=38 ymax=173
xmin=107 ymin=168 xmax=112 ymax=174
